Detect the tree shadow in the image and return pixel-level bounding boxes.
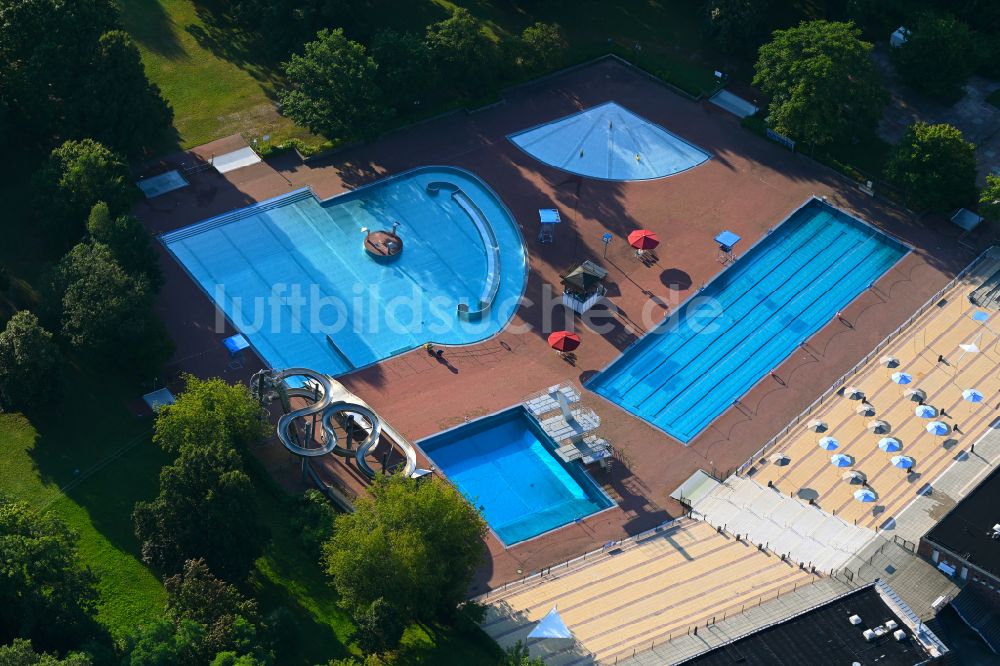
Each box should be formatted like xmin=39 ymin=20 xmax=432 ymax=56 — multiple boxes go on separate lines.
xmin=120 ymin=0 xmax=184 ymax=58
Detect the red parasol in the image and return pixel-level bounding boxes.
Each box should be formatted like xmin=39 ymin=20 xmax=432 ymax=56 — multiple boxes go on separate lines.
xmin=547 ymin=331 xmax=581 ymax=352
xmin=628 ymin=229 xmax=660 ymax=250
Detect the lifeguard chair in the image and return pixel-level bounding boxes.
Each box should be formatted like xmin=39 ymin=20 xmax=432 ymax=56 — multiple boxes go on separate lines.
xmin=538 ymin=208 xmax=561 ymax=243
xmin=715 ymin=230 xmax=741 ymax=265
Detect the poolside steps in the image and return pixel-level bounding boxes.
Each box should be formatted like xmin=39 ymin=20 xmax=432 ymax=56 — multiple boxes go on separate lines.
xmin=480 ymin=518 xmax=824 ymax=665
xmin=160 ymin=188 xmax=314 ymax=244
xmin=691 ymin=475 xmax=878 ymax=572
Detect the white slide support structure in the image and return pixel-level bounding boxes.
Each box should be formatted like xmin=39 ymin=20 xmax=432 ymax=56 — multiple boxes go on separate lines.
xmin=254 ymin=367 xmax=418 ymax=479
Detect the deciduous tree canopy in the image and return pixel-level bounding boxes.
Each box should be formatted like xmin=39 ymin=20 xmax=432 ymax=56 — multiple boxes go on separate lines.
xmin=892 ymin=13 xmax=975 ymax=103
xmin=0 ymin=311 xmax=62 ymax=412
xmin=753 ymin=20 xmax=885 ymax=145
xmin=885 ymin=122 xmax=977 ymax=212
xmin=323 ymin=474 xmax=486 ymax=640
xmin=0 ymin=499 xmax=99 ymax=653
xmin=280 ymin=28 xmax=383 ymax=141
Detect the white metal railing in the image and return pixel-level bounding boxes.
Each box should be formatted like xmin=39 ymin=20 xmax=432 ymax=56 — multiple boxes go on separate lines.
xmin=736 ymin=246 xmax=995 ymax=476
xmin=473 ymin=516 xmax=688 ymax=602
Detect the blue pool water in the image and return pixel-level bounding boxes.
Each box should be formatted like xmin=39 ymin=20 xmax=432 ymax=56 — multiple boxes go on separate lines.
xmin=161 ymin=166 xmax=526 ymax=376
xmin=419 ymin=407 xmax=613 ymax=546
xmin=508 ymin=101 xmax=709 ymax=181
xmin=590 ymin=199 xmax=907 ymax=443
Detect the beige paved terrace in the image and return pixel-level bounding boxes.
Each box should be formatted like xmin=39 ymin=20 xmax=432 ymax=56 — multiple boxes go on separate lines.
xmin=753 ymin=248 xmax=1000 ymax=530
xmin=480 ymin=518 xmax=820 ymax=665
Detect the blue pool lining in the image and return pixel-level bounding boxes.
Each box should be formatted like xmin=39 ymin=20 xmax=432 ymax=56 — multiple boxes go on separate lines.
xmin=506 ymin=100 xmax=711 ymax=183
xmin=583 ymin=195 xmax=912 ymax=443
xmin=415 ymin=405 xmax=616 ymax=549
xmin=158 ymin=164 xmax=530 ymax=377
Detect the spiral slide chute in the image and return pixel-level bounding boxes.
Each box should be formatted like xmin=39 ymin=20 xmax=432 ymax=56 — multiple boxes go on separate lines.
xmin=254 ymin=367 xmax=418 ymax=478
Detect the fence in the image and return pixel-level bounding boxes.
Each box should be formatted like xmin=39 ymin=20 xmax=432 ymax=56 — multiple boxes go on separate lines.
xmin=737 ymin=246 xmax=995 ymax=477
xmin=605 ymin=575 xmax=824 ymax=664
xmin=474 ymin=516 xmax=688 ymax=602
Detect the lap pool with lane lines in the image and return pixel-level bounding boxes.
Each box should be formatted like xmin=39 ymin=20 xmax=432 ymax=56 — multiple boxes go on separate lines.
xmin=589 ymin=199 xmax=908 ymax=443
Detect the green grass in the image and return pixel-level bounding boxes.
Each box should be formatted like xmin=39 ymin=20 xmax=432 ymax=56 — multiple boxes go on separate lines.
xmin=0 ymin=398 xmax=168 ymax=640
xmin=120 ymin=0 xmax=722 ymax=152
xmin=119 ymin=0 xmax=317 ymax=149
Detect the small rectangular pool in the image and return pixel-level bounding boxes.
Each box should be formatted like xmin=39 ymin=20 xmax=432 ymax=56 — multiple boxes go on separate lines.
xmin=589 ymin=198 xmax=908 ymax=443
xmin=419 ymin=407 xmax=613 ymax=546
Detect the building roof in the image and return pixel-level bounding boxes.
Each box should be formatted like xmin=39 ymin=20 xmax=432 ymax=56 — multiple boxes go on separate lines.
xmin=680 ymin=585 xmax=937 ymax=666
xmin=924 ymin=466 xmax=1000 ymax=579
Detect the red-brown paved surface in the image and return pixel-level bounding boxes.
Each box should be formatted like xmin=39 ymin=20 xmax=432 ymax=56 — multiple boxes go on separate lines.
xmin=138 ymin=57 xmax=979 ymax=593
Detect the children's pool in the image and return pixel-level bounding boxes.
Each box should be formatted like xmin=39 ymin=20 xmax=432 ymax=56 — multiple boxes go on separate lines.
xmin=589 ymin=199 xmax=908 ymax=443
xmin=419 ymin=407 xmax=614 ymax=546
xmin=161 ymin=166 xmax=526 ymax=375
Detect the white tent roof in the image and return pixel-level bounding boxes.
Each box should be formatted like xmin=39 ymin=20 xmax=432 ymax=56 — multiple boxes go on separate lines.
xmin=528 ymin=606 xmax=573 ymax=639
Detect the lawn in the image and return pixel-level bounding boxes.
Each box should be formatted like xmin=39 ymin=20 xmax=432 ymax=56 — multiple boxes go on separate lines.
xmin=0 ymin=403 xmax=168 ymax=640
xmin=119 ymin=0 xmax=316 ymax=149
xmin=120 ymin=0 xmax=724 ymax=152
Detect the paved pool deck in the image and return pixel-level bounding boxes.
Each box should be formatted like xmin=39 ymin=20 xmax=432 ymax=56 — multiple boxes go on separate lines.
xmin=139 ymin=56 xmax=981 ymax=594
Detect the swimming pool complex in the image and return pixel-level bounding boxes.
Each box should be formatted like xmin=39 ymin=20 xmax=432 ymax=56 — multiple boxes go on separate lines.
xmin=162 ymin=166 xmax=526 ymax=376
xmin=419 ymin=407 xmax=613 ymax=546
xmin=508 ymin=101 xmax=709 ymax=181
xmin=590 ymin=199 xmax=907 ymax=443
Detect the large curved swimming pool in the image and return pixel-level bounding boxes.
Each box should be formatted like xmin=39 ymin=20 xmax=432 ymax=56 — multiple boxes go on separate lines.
xmin=162 ymin=166 xmax=526 ymax=375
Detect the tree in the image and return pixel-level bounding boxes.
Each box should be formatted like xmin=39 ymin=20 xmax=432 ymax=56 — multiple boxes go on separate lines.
xmin=323 ymin=475 xmax=486 ymax=638
xmin=0 ymin=0 xmax=119 ymax=144
xmin=281 ymin=28 xmax=383 ymax=141
xmin=892 ymin=13 xmax=975 ymax=103
xmin=0 ymin=311 xmax=62 ymax=412
xmin=980 ymin=174 xmax=1000 ymax=223
xmin=292 ymin=488 xmax=337 ymax=560
xmin=0 ymin=639 xmax=92 ymax=666
xmin=370 ymin=29 xmax=431 ymax=110
xmin=425 ymin=8 xmax=499 ymax=98
xmin=33 ymin=140 xmax=133 ymax=249
xmin=209 ymin=653 xmax=266 ymax=666
xmin=500 ymin=641 xmax=544 ymax=666
xmin=517 ymin=22 xmax=568 ymax=72
xmin=86 ymin=203 xmax=163 ymax=291
xmin=0 ymin=499 xmax=98 ymax=653
xmin=164 ymin=559 xmax=261 ymax=663
xmin=133 ymin=439 xmax=267 ymax=581
xmin=123 ymin=619 xmax=205 ymax=666
xmin=152 ymin=375 xmax=266 ymax=455
xmin=703 ymin=0 xmax=771 ymax=55
xmin=51 ymin=243 xmax=154 ymax=358
xmin=353 ymin=598 xmax=405 ymax=655
xmin=885 ymin=122 xmax=977 ymax=212
xmin=77 ymin=31 xmax=173 ymax=156
xmin=753 ymin=21 xmax=886 ymax=145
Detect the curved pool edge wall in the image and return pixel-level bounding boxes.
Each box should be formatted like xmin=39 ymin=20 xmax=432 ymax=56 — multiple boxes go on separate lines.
xmin=160 ymin=164 xmax=529 ymax=378
xmin=507 ymin=100 xmax=711 ymax=182
xmin=585 ymin=196 xmax=911 ymax=444
xmin=416 ymin=405 xmax=616 ymax=548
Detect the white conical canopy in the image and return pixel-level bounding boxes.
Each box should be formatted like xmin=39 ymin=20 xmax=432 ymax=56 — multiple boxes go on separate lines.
xmin=528 ymin=606 xmax=573 ymax=639
xmin=509 ymin=101 xmax=709 ymax=181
